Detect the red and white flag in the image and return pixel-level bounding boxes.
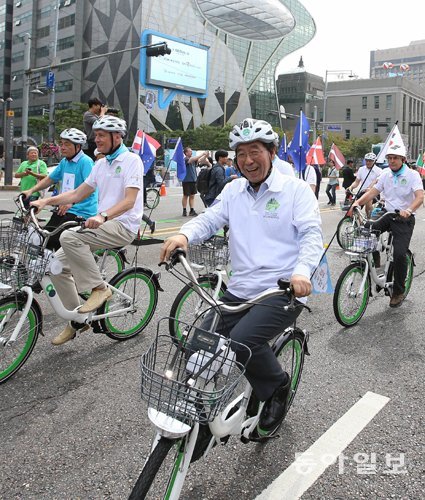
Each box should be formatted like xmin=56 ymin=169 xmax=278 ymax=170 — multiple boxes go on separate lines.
xmin=306 ymin=137 xmax=326 ymax=165
xmin=328 ymin=143 xmax=346 ymax=170
xmin=131 ymin=130 xmax=161 ymax=156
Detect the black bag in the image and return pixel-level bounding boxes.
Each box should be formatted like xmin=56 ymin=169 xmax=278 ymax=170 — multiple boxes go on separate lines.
xmin=196 ymin=166 xmax=212 ymax=195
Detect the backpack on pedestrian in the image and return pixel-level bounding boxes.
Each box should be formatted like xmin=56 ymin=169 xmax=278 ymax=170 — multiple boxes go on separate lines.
xmin=196 ymin=166 xmax=212 ymax=195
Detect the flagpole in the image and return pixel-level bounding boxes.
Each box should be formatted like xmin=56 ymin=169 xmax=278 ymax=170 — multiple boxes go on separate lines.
xmin=298 ymin=110 xmax=303 ymax=179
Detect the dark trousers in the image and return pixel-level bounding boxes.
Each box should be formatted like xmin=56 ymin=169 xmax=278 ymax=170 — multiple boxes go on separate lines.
xmin=201 ymin=291 xmax=301 ymax=401
xmin=326 ymin=183 xmax=337 ymax=204
xmin=372 ymin=215 xmax=415 ymax=295
xmin=44 ymin=211 xmax=84 ymax=251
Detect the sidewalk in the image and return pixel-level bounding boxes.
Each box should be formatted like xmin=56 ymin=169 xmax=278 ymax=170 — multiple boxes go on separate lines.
xmin=0 ymin=176 xmax=21 ymax=191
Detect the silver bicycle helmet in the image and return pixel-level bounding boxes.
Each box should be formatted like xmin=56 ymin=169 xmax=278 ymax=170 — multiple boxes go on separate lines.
xmin=229 ymin=118 xmax=279 ymax=150
xmin=60 ymin=128 xmax=87 ymax=145
xmin=92 ymin=116 xmax=127 ymax=136
xmin=364 ymin=152 xmax=377 ymax=161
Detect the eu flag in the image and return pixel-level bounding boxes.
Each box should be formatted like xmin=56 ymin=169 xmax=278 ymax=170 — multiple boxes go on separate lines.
xmin=288 ymin=111 xmax=310 ymax=173
xmin=277 ymin=133 xmax=288 ymax=161
xmin=171 ymin=138 xmax=186 ymax=181
xmin=139 ymin=133 xmax=155 ymax=174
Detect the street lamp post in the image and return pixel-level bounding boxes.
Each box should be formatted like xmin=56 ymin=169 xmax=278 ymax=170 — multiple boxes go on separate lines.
xmin=1 ymin=97 xmax=14 ymax=185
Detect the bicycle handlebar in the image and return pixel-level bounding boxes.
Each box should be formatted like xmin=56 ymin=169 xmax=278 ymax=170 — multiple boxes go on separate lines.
xmin=161 ymin=248 xmax=308 ymax=314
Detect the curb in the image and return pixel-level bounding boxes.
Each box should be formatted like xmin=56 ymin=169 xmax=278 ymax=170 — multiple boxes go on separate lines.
xmin=0 ymin=186 xmax=20 ymax=191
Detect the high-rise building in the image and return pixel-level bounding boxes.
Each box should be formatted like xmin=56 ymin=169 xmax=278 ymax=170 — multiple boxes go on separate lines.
xmin=1 ymin=0 xmax=315 ymax=141
xmin=370 ymin=40 xmax=425 ymax=86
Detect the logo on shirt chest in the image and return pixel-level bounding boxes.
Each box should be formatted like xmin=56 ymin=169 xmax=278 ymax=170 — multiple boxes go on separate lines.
xmin=400 ymin=178 xmax=407 ymax=186
xmin=264 ymin=197 xmax=280 ymax=219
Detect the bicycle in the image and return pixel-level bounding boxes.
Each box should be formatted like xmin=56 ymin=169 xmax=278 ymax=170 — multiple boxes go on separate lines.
xmin=333 ymin=208 xmax=414 ymax=327
xmin=169 ymin=235 xmax=230 ymax=340
xmin=0 ymin=201 xmax=162 ymax=384
xmin=128 ymin=249 xmax=310 ymax=499
xmin=145 ymin=185 xmax=161 ymax=210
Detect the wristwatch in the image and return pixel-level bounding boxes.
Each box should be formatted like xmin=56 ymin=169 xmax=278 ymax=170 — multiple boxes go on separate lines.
xmin=100 ymin=211 xmax=108 ymax=221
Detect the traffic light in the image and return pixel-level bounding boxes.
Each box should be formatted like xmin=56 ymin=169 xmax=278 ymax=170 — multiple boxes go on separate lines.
xmin=146 ymin=43 xmax=171 ymax=57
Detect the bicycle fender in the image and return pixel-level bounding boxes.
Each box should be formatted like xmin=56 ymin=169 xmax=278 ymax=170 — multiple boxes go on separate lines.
xmin=134 ymin=266 xmax=164 ymax=292
xmin=17 ymin=292 xmax=44 ymax=336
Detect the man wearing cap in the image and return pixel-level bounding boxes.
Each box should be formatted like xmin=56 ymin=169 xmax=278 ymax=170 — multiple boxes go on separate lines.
xmin=83 ymin=98 xmax=108 ymax=160
xmin=353 ymin=139 xmax=424 ymax=307
xmin=15 ymin=147 xmax=48 ymax=209
xmin=22 ymin=128 xmax=97 ymax=251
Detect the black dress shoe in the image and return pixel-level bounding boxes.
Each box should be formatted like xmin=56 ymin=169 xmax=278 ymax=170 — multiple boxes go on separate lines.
xmin=258 ymin=376 xmax=291 ymax=434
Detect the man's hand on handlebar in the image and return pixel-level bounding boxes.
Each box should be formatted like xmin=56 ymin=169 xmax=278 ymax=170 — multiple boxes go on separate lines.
xmin=21 ymin=189 xmax=32 ymax=199
xmin=398 ymin=209 xmax=412 ymax=219
xmin=30 ymin=198 xmax=48 ymax=212
xmin=290 ymin=275 xmax=312 ymax=298
xmin=57 ymin=204 xmax=72 ymax=216
xmin=84 ymin=214 xmax=105 ymax=229
xmin=160 ymin=234 xmax=188 ymax=262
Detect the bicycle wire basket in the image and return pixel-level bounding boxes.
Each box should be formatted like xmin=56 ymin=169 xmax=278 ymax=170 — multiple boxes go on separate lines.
xmin=188 ymin=235 xmax=230 ymax=271
xmin=0 ymin=218 xmax=49 ymax=290
xmin=140 ymin=318 xmax=250 ymax=425
xmin=341 ymin=226 xmax=379 ymax=254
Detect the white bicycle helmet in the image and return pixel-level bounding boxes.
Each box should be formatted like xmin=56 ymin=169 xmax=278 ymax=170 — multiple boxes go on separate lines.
xmin=60 ymin=128 xmax=87 ymax=145
xmin=229 ymin=118 xmax=279 ymax=150
xmin=92 ymin=116 xmax=127 ymax=136
xmin=364 ymin=152 xmax=377 ymax=161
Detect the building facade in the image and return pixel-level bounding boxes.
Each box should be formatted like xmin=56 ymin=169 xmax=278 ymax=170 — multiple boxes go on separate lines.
xmin=326 ymin=77 xmax=425 ymax=159
xmin=1 ymin=0 xmax=315 ymax=141
xmin=370 ymin=40 xmax=425 ymax=86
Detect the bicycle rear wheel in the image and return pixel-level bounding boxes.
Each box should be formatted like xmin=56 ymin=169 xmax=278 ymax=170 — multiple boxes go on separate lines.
xmin=333 ymin=262 xmax=370 ymax=327
xmin=0 ymin=294 xmax=42 ymax=384
xmin=100 ymin=267 xmax=158 ymax=340
xmin=94 ymin=249 xmax=126 ymax=283
xmin=129 ymin=437 xmax=187 ymax=500
xmin=145 ymin=188 xmax=160 ymax=210
xmin=169 ymin=275 xmax=227 ymax=340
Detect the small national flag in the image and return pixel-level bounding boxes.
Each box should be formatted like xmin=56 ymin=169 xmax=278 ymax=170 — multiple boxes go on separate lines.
xmin=376 ymin=124 xmax=405 ymax=163
xmin=288 ymin=111 xmax=310 ymax=173
xmin=171 ymin=138 xmax=186 ymax=181
xmin=132 ymin=130 xmax=161 ymax=174
xmin=306 ymin=137 xmax=326 ymax=165
xmin=328 ymin=143 xmax=346 ymax=170
xmin=311 ymin=253 xmax=334 ymax=294
xmin=416 ymin=152 xmax=425 ymax=176
xmin=277 ymin=133 xmax=288 ymax=161
xmin=140 ymin=134 xmax=155 ymax=173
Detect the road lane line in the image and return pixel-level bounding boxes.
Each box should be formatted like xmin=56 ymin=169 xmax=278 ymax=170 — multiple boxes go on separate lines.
xmin=255 ymin=391 xmax=390 ymax=500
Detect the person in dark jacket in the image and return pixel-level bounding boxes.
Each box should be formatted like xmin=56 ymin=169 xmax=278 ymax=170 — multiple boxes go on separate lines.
xmin=204 ymin=150 xmax=237 ymax=207
xmin=341 ymin=159 xmax=356 ymax=189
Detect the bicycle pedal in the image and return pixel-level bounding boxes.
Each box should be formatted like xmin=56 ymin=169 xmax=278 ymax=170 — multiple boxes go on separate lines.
xmin=247 ymin=431 xmax=280 ymax=443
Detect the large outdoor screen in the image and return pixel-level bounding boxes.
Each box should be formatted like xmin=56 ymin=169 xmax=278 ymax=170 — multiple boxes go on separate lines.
xmin=145 ymin=33 xmax=208 ymax=95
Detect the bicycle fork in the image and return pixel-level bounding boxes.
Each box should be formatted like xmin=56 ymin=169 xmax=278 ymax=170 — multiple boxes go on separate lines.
xmin=0 ymin=286 xmax=34 ymax=346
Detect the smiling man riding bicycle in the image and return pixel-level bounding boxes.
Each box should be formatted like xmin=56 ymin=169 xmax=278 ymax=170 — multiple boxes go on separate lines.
xmin=161 ymin=118 xmax=323 ymax=434
xmin=352 ymin=137 xmax=424 ymax=308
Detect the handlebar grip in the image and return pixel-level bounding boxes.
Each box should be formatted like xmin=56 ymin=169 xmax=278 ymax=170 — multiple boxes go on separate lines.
xmin=277 ymin=279 xmax=291 ymax=291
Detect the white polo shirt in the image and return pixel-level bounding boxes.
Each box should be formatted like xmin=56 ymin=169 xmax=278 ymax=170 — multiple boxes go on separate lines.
xmin=272 ymin=157 xmax=295 ymax=177
xmin=375 ymin=166 xmax=423 ymax=213
xmin=303 ymin=164 xmax=317 ymax=187
xmin=85 ymin=150 xmax=144 ymax=234
xmin=356 ymin=165 xmax=381 ymax=190
xmin=180 ymin=168 xmax=323 ymax=300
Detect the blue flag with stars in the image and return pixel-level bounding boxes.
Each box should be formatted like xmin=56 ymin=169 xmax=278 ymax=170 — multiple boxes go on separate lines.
xmin=171 ymin=138 xmax=186 ymax=181
xmin=277 ymin=133 xmax=288 ymax=161
xmin=139 ymin=133 xmax=155 ymax=174
xmin=288 ymin=111 xmax=310 ymax=173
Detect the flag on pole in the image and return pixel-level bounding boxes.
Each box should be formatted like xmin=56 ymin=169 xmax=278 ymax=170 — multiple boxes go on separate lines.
xmin=288 ymin=111 xmax=310 ymax=172
xmin=306 ymin=136 xmax=326 ymax=165
xmin=131 ymin=130 xmax=161 ymax=173
xmin=328 ymin=143 xmax=346 ymax=170
xmin=277 ymin=133 xmax=288 ymax=161
xmin=376 ymin=124 xmax=406 ymax=163
xmin=416 ymin=152 xmax=425 ymax=175
xmin=171 ymin=138 xmax=186 ymax=181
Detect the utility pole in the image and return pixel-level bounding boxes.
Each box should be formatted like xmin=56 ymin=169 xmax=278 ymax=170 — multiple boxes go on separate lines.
xmin=48 ymin=0 xmax=60 ymax=144
xmin=21 ymin=33 xmax=31 ymax=153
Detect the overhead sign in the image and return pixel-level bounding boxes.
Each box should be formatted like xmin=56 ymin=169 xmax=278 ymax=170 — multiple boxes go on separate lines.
xmin=46 ymin=71 xmax=55 ymax=89
xmin=326 ymin=124 xmax=342 ymax=132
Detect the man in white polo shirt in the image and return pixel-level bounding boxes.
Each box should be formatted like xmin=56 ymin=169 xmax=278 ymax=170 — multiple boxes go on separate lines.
xmin=31 ymin=116 xmax=144 ymax=345
xmin=348 ymin=152 xmax=382 ymax=217
xmin=160 ymin=118 xmax=323 ymax=435
xmin=353 ymin=141 xmax=423 ymax=308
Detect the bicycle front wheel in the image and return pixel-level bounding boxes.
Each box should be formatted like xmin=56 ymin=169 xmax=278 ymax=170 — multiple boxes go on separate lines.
xmin=145 ymin=188 xmax=160 ymax=209
xmin=336 ymin=216 xmax=358 ymax=249
xmin=0 ymin=294 xmax=42 ymax=384
xmin=129 ymin=437 xmax=187 ymax=500
xmin=94 ymin=249 xmax=126 ymax=283
xmin=169 ymin=275 xmax=227 ymax=340
xmin=100 ymin=267 xmax=158 ymax=340
xmin=333 ymin=262 xmax=370 ymax=327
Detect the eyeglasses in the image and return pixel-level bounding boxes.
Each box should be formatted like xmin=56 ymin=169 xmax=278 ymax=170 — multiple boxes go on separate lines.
xmin=236 ymin=149 xmax=266 ymax=163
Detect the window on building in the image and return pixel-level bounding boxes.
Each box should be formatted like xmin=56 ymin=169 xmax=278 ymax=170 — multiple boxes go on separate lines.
xmin=12 ymin=88 xmax=23 ymax=99
xmin=362 ymin=118 xmax=367 ymax=134
xmin=12 ymin=51 xmax=24 ymax=63
xmin=345 ymin=129 xmax=350 ymax=140
xmin=386 ymin=118 xmax=391 ymax=133
xmin=37 ymin=26 xmax=50 ymax=38
xmin=374 ymin=95 xmax=379 ymax=109
xmin=374 ymin=118 xmax=379 ymax=133
xmin=362 ymin=96 xmax=367 ymax=109
xmin=386 ymin=95 xmax=392 ymax=110
xmin=57 ymin=36 xmax=74 ymax=51
xmin=37 ymin=6 xmax=51 ymax=20
xmin=36 ymin=46 xmax=49 ymax=58
xmin=58 ymin=14 xmax=75 ymax=30
xmin=56 ymin=79 xmax=73 ymax=93
xmin=346 ymin=108 xmax=351 ymax=121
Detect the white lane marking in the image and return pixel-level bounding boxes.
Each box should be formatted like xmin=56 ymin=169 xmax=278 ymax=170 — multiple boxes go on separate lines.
xmin=255 ymin=391 xmax=390 ymax=500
